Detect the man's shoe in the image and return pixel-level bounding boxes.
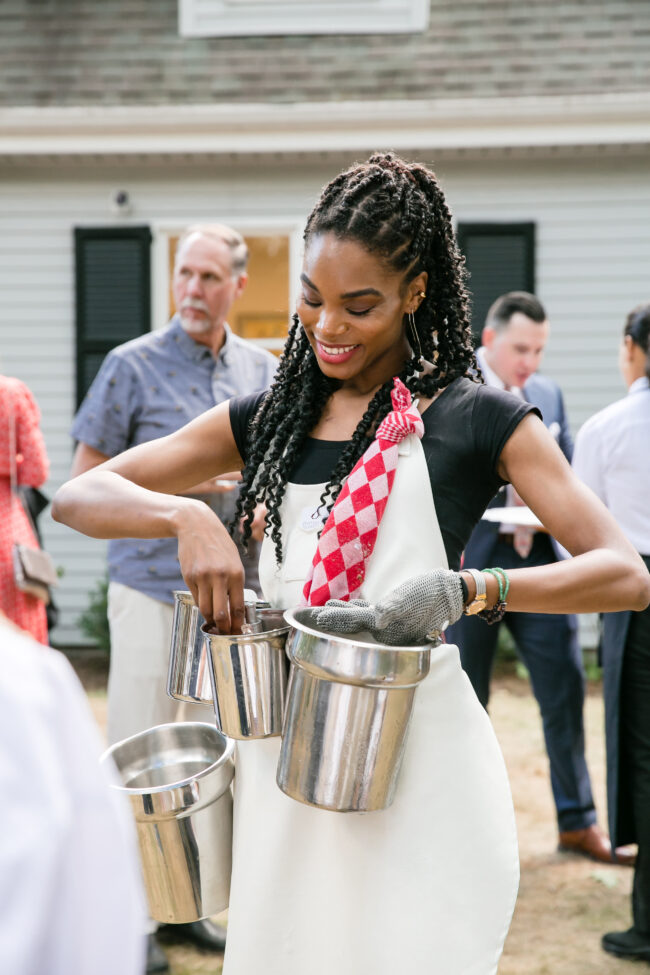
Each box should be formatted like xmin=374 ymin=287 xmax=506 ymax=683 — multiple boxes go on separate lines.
xmin=613 ymin=843 xmax=638 ymax=866
xmin=157 ymin=918 xmax=227 ymax=952
xmin=146 ymin=934 xmax=170 ymax=974
xmin=602 ymin=927 xmax=650 ymax=961
xmin=558 ymin=824 xmax=636 ymax=866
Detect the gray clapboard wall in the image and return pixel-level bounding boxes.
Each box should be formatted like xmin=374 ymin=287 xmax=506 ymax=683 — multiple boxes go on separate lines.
xmin=1 ymin=148 xmax=648 ymax=644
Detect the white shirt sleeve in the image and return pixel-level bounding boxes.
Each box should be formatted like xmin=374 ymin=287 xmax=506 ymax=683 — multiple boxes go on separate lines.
xmin=0 ymin=620 xmax=147 ymax=975
xmin=572 ymin=421 xmax=607 ymax=505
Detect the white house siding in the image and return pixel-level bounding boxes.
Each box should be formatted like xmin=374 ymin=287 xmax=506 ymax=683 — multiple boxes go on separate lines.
xmin=1 ymin=148 xmax=648 ymax=645
xmin=439 ymin=151 xmax=650 ymax=430
xmin=440 ymin=150 xmax=650 ymax=650
xmin=0 ymin=158 xmax=318 ymax=645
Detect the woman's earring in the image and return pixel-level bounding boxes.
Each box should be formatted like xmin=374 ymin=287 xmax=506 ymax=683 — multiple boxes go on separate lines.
xmin=408 ymin=311 xmax=423 ymax=361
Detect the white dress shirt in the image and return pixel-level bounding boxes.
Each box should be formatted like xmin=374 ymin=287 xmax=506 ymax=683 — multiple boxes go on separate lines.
xmin=573 ymin=376 xmax=650 ymax=555
xmin=476 ymin=347 xmax=520 ymax=395
xmin=0 ymin=618 xmax=147 ymax=975
xmin=476 ymin=347 xmax=527 ymax=534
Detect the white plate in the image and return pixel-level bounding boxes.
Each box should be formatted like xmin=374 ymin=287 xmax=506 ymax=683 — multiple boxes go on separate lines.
xmin=481 ymin=505 xmax=543 ymax=529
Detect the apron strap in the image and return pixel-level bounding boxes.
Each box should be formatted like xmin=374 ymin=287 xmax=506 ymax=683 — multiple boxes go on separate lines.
xmin=303 ymin=378 xmax=424 ymax=607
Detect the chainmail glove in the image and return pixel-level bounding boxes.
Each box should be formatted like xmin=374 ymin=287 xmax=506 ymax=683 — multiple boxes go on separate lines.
xmin=312 ymin=569 xmax=465 ymax=646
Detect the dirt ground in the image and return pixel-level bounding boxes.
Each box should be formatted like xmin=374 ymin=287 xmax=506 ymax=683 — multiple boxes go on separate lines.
xmin=72 ymin=652 xmax=639 ymax=975
xmin=491 ymin=677 xmax=635 ymax=975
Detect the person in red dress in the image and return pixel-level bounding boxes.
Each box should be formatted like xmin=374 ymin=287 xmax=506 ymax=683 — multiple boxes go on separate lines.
xmin=0 ymin=376 xmax=50 ymax=644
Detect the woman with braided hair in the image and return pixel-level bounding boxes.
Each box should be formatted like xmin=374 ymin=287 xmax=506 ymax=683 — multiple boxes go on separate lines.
xmin=54 ymin=153 xmax=649 ymax=974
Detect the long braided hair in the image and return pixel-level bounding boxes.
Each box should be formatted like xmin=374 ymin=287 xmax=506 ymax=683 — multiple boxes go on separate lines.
xmin=234 ymin=152 xmax=478 ymax=564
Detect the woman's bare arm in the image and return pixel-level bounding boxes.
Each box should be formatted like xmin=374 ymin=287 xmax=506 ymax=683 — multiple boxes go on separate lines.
xmin=484 ymin=414 xmax=650 ymax=614
xmin=53 ymin=402 xmax=248 ymax=631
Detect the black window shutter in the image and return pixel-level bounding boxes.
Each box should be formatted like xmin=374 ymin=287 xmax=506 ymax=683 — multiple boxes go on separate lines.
xmin=75 ymin=226 xmax=152 ymax=407
xmin=457 ymin=223 xmax=535 ymax=341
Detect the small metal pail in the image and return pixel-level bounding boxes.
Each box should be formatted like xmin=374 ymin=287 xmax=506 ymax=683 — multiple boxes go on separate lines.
xmin=167 ymin=591 xmax=212 ymax=706
xmin=277 ymin=608 xmax=432 ymax=813
xmin=101 ymin=722 xmax=235 ymax=923
xmin=202 ymin=609 xmax=290 ymax=740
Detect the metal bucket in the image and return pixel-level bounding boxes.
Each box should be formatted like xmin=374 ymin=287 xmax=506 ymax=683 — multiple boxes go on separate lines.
xmin=101 ymin=722 xmax=235 ymax=923
xmin=166 ymin=590 xmax=212 ymax=706
xmin=202 ymin=609 xmax=290 ymax=740
xmin=277 ymin=608 xmax=432 ymax=812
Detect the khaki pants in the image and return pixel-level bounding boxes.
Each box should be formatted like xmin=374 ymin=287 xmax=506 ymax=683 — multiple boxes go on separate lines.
xmin=106 ymin=582 xmax=208 ymax=746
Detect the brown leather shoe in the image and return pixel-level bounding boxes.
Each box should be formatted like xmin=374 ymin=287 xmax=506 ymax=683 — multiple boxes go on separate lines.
xmin=612 ymin=844 xmax=638 ymax=867
xmin=558 ymin=824 xmax=636 ymax=866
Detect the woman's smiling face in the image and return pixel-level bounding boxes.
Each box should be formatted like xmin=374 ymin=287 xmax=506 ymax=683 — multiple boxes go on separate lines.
xmin=296 ymin=234 xmax=426 ymax=393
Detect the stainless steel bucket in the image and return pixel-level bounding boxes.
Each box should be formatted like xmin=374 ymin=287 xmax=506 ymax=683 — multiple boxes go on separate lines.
xmin=202 ymin=609 xmax=290 ymax=740
xmin=166 ymin=590 xmax=212 ymax=706
xmin=101 ymin=722 xmax=235 ymax=923
xmin=277 ymin=608 xmax=432 ymax=812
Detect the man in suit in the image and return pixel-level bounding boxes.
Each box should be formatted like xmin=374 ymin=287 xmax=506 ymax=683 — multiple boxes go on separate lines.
xmin=447 ymin=291 xmax=634 ymax=865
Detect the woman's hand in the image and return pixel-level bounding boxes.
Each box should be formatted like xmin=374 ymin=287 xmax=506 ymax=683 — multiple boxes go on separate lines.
xmin=174 ymin=501 xmax=246 ymax=634
xmin=313 ymin=568 xmax=465 ymax=645
xmin=246 ymin=503 xmax=268 ymax=543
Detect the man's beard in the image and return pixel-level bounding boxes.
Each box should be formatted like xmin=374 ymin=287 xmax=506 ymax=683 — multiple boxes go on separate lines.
xmin=179 ymin=314 xmax=212 ymax=335
xmin=179 ymin=300 xmax=212 ymax=334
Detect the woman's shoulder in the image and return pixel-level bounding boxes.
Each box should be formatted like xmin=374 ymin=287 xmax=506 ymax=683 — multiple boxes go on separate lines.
xmin=470 ymin=381 xmax=541 ymax=449
xmin=229 ymin=389 xmax=268 ymax=425
xmin=585 ymin=387 xmax=648 ymax=428
xmin=229 ymin=390 xmax=267 ymax=460
xmin=0 ymin=376 xmax=40 ymax=415
xmin=450 ymin=375 xmax=540 ymax=421
xmin=421 ymin=374 xmax=476 ymax=413
xmin=424 ymin=375 xmax=526 ymax=419
xmin=423 ymin=375 xmax=540 ymax=469
xmin=1 ymin=375 xmax=30 ymax=396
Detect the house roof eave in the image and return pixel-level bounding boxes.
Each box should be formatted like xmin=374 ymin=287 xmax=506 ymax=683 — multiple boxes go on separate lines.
xmin=1 ymin=92 xmax=650 ymax=157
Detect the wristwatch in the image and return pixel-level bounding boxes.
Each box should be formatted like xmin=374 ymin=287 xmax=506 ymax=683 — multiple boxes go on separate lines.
xmin=462 ymin=568 xmax=487 ymax=616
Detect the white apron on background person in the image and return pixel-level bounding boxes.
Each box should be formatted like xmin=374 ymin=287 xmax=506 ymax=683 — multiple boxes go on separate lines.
xmin=223 ymin=431 xmax=520 ymax=975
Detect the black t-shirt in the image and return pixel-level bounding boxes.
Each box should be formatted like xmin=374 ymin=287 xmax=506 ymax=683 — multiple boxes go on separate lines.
xmin=229 ymin=377 xmax=539 ymax=571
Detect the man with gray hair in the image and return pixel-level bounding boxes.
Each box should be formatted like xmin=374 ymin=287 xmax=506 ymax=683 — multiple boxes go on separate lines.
xmin=70 ymin=224 xmax=277 ymax=972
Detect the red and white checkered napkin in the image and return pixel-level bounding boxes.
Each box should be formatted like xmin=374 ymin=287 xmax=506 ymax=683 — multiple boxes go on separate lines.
xmin=302 ymin=377 xmax=424 ymax=607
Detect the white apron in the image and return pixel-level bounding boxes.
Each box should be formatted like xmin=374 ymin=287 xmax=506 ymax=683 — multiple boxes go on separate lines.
xmin=223 ymin=433 xmax=519 ymax=975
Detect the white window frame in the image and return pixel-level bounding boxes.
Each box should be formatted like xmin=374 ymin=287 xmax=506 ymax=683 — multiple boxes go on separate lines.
xmin=151 ymin=218 xmax=304 ymax=353
xmin=179 ymin=0 xmax=429 ymax=37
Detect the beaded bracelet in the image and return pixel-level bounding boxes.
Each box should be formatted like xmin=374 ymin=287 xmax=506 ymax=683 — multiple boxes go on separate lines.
xmin=477 ymin=567 xmax=510 ymax=624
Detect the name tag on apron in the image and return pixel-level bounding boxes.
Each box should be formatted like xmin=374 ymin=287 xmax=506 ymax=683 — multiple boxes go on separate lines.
xmin=300 ymin=505 xmax=327 ymax=533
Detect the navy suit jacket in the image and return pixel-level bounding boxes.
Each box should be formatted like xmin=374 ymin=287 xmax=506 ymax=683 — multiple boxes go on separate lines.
xmin=462 ymin=372 xmax=573 ymax=570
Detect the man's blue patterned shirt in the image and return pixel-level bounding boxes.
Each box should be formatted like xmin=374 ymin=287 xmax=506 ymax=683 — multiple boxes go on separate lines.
xmin=71 ymin=316 xmax=277 ymax=603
